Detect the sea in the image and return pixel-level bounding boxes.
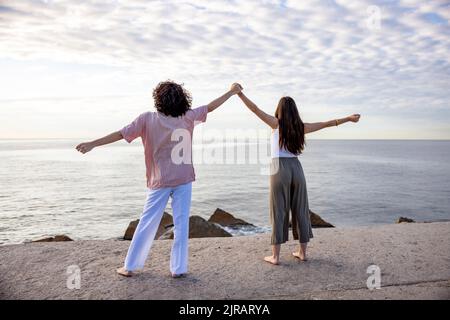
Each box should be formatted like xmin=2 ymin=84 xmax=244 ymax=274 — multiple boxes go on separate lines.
xmin=1 ymin=139 xmax=449 ymax=245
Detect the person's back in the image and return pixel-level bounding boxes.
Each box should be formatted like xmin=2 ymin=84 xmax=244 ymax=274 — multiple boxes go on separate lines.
xmin=270 ymin=128 xmax=298 ymax=159
xmin=121 ymin=105 xmax=207 ymax=189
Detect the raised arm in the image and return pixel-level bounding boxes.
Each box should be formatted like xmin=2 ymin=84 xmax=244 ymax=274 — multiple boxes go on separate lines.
xmin=237 ymin=92 xmax=279 ymax=129
xmin=76 ymin=131 xmax=123 ymax=154
xmin=207 ymin=83 xmax=242 ymax=113
xmin=305 ymin=114 xmax=361 ymax=134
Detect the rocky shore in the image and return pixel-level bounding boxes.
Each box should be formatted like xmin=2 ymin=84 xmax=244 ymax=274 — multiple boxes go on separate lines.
xmin=32 ymin=208 xmax=335 ymax=243
xmin=123 ymin=208 xmax=265 ymax=241
xmin=1 ymin=222 xmax=449 ymax=299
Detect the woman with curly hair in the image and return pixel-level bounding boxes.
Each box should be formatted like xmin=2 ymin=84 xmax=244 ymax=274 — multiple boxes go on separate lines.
xmin=76 ymin=80 xmax=243 ymax=278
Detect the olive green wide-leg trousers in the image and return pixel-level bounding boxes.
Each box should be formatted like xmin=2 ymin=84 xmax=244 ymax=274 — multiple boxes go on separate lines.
xmin=270 ymin=158 xmax=313 ymax=245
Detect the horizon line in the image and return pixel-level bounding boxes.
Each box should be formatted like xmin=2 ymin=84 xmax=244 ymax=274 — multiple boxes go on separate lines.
xmin=1 ymin=138 xmax=450 ymax=142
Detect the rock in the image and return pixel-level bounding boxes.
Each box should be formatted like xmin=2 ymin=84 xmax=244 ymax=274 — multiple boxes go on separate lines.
xmin=309 ymin=210 xmax=334 ymax=228
xmin=397 ymin=217 xmax=415 ymax=223
xmin=208 ymin=208 xmax=254 ymax=227
xmin=157 ymin=212 xmax=174 ymax=238
xmin=123 ymin=212 xmax=173 ymax=240
xmin=159 ymin=215 xmax=232 ymax=240
xmin=123 ymin=220 xmax=139 ymax=240
xmin=33 ymin=235 xmax=73 ymax=242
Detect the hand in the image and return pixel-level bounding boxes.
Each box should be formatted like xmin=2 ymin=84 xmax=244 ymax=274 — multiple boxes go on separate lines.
xmin=76 ymin=142 xmax=95 ymax=154
xmin=230 ymin=83 xmax=243 ymax=95
xmin=348 ymin=114 xmax=361 ymax=123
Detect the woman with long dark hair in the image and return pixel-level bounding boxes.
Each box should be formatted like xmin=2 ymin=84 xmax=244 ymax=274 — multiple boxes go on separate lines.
xmin=238 ymin=92 xmax=360 ymax=265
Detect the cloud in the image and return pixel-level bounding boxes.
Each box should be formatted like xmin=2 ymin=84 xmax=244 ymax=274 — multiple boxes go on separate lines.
xmin=0 ymin=0 xmax=449 ymax=138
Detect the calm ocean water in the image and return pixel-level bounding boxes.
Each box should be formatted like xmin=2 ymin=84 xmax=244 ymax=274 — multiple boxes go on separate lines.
xmin=1 ymin=139 xmax=449 ymax=244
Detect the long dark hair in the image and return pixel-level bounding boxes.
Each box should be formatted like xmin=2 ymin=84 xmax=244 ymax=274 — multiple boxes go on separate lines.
xmin=153 ymin=80 xmax=192 ymax=117
xmin=275 ymin=96 xmax=305 ymax=155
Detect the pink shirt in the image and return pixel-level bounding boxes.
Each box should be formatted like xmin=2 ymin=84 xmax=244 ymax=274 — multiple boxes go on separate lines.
xmin=120 ymin=106 xmax=208 ymax=189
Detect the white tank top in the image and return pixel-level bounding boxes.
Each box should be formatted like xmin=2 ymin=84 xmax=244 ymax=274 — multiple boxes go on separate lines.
xmin=271 ymin=129 xmax=298 ymax=158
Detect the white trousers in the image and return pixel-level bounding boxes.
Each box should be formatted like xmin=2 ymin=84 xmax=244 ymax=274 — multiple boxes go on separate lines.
xmin=124 ymin=182 xmax=192 ymax=275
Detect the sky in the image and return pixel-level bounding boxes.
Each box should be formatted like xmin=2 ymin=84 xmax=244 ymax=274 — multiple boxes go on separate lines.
xmin=0 ymin=0 xmax=449 ymax=140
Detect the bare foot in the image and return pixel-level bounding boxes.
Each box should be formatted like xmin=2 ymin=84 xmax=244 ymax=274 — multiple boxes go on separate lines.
xmin=117 ymin=267 xmax=133 ymax=277
xmin=171 ymin=273 xmax=186 ymax=278
xmin=264 ymin=256 xmax=279 ymax=265
xmin=292 ymin=251 xmax=308 ymax=261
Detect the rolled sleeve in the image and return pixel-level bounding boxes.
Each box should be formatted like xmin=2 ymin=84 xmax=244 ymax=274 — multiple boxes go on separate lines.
xmin=120 ymin=113 xmax=147 ymax=143
xmin=187 ymin=106 xmax=208 ymax=125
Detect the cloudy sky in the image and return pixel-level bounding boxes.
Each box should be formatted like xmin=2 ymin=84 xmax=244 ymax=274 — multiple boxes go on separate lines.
xmin=0 ymin=0 xmax=449 ymax=139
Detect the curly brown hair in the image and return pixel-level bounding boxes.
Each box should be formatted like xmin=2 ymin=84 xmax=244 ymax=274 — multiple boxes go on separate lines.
xmin=152 ymin=80 xmax=192 ymax=117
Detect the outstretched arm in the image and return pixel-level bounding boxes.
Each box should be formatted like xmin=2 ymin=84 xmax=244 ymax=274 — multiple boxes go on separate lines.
xmin=237 ymin=92 xmax=278 ymax=129
xmin=207 ymin=83 xmax=242 ymax=113
xmin=305 ymin=114 xmax=360 ymax=134
xmin=76 ymin=131 xmax=123 ymax=154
